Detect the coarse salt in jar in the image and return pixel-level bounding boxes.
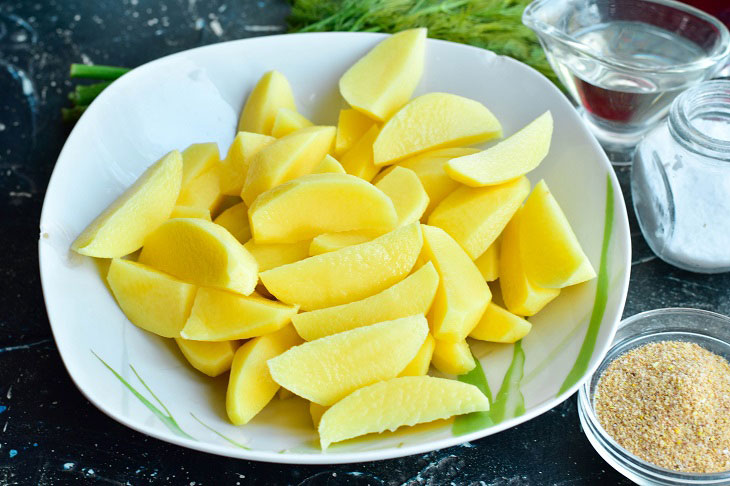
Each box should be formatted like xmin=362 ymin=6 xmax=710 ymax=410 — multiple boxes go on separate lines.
xmin=631 ymin=80 xmax=730 ymax=273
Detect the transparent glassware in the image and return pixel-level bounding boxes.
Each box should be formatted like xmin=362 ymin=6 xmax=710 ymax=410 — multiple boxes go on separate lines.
xmin=631 ymin=80 xmax=730 ymax=273
xmin=523 ymin=0 xmax=730 ymax=164
xmin=578 ymin=308 xmax=730 ymax=485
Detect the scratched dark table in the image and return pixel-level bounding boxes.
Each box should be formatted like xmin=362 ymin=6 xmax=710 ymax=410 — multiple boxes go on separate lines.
xmin=2 ymin=1 xmax=730 ymax=484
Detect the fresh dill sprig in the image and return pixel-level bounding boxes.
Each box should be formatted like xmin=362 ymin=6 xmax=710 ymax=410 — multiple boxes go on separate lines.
xmin=287 ymin=0 xmax=560 ymax=86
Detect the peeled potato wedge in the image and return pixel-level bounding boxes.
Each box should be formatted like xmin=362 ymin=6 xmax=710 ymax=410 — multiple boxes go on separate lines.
xmin=318 ymin=375 xmax=489 ymax=449
xmin=446 ymin=111 xmax=553 ymax=186
xmin=469 ymin=302 xmax=532 ymax=343
xmin=335 ymin=108 xmax=376 ymax=156
xmin=375 ymin=166 xmax=429 ymax=226
xmin=72 ymin=150 xmax=182 ymax=258
xmin=373 ymin=93 xmax=502 ymax=166
xmin=219 ymin=132 xmax=276 ymax=196
xmin=138 ymin=218 xmax=258 ymax=296
xmin=339 ymin=28 xmax=427 ymax=122
xmin=176 ymin=339 xmax=239 ymax=377
xmin=271 ymin=107 xmax=313 ymax=138
xmin=238 ymin=70 xmax=296 ymax=135
xmin=431 ymin=339 xmax=476 ymax=375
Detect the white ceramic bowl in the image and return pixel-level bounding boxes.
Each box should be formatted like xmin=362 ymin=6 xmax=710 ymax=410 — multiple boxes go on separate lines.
xmin=39 ymin=32 xmax=631 ymax=464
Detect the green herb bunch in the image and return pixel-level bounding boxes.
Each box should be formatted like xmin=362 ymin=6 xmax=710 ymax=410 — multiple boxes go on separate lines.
xmin=288 ymin=0 xmax=558 ymax=85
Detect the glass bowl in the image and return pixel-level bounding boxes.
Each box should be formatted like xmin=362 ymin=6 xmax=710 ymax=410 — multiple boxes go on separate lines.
xmin=578 ymin=308 xmax=730 ymax=485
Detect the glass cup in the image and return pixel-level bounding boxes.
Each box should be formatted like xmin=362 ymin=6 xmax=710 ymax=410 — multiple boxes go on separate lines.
xmin=523 ymin=0 xmax=730 ymax=164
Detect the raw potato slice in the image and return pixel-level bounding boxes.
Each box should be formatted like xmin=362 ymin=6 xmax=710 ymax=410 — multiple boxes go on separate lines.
xmin=446 ymin=111 xmax=553 ymax=186
xmin=312 ymin=154 xmax=345 ymax=174
xmin=428 ymin=176 xmax=530 ymax=259
xmin=213 ymin=202 xmax=250 ymax=243
xmin=431 ymin=339 xmax=476 ymax=375
xmin=107 ymin=258 xmax=196 ymax=338
xmin=138 ymin=218 xmax=258 ymax=295
xmin=175 ymin=338 xmax=238 ymax=377
xmin=373 ymin=93 xmax=502 ymax=166
xmin=474 ymin=240 xmax=499 ymax=282
xmin=226 ymin=325 xmax=302 ymax=425
xmin=398 ymin=147 xmax=479 ymax=218
xmin=268 ymin=315 xmax=428 ymax=405
xmin=249 ymin=173 xmax=398 ymax=244
xmin=181 ymin=143 xmax=219 ymax=189
xmin=469 ymin=302 xmax=532 ymax=343
xmin=421 ymin=225 xmax=491 ymax=342
xmin=176 ymin=167 xmax=224 ymax=213
xmin=399 ymin=333 xmax=435 ymax=376
xmin=335 ymin=108 xmax=376 ymax=156
xmin=72 ymin=150 xmax=182 ymax=257
xmin=310 ymin=402 xmax=328 ymax=428
xmin=260 ymin=222 xmax=422 ymax=310
xmin=499 ymin=209 xmax=560 ymax=316
xmin=520 ymin=180 xmax=596 ymax=288
xmin=170 ymin=206 xmax=211 ymax=220
xmin=339 ymin=124 xmax=380 ymax=182
xmin=318 ymin=376 xmax=489 ymax=449
xmin=308 ymin=230 xmax=379 ymax=256
xmin=271 ymin=108 xmax=313 ymax=138
xmin=242 ymin=126 xmax=336 ymax=206
xmin=181 ymin=287 xmax=298 ymax=341
xmin=237 ymin=70 xmax=296 ymax=135
xmin=243 ymin=239 xmax=311 ymax=272
xmin=219 ymin=132 xmax=276 ymax=196
xmin=375 ymin=166 xmax=429 ymax=226
xmin=291 ymin=262 xmax=439 ymax=340
xmin=339 ymin=28 xmax=427 ymax=122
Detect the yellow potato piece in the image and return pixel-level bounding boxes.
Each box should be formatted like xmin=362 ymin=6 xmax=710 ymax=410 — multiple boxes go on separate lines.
xmin=373 ymin=93 xmax=502 ymax=166
xmin=375 ymin=166 xmax=429 ymax=226
xmin=520 ymin=180 xmax=596 ymax=288
xmin=399 ymin=333 xmax=436 ymax=376
xmin=219 ymin=132 xmax=276 ymax=196
xmin=176 ymin=167 xmax=224 ymax=214
xmin=181 ymin=287 xmax=298 ymax=341
xmin=340 ymin=28 xmax=426 ymax=122
xmin=268 ymin=315 xmax=428 ymax=406
xmin=260 ymin=222 xmax=422 ymax=310
xmin=170 ymin=206 xmax=211 ymax=221
xmin=421 ymin=225 xmax=491 ymax=342
xmin=181 ymin=143 xmax=220 ymax=189
xmin=175 ymin=338 xmax=239 ymax=377
xmin=310 ymin=402 xmax=328 ymax=428
xmin=243 ymin=239 xmax=311 ymax=272
xmin=312 ymin=154 xmax=346 ymax=174
xmin=226 ymin=325 xmax=302 ymax=425
xmin=398 ymin=148 xmax=479 ymax=218
xmin=249 ymin=173 xmax=397 ymax=244
xmin=242 ymin=125 xmax=336 ymax=206
xmin=107 ymin=258 xmax=196 ymax=338
xmin=469 ymin=302 xmax=532 ymax=343
xmin=431 ymin=339 xmax=476 ymax=375
xmin=499 ymin=209 xmax=560 ymax=316
xmin=291 ymin=262 xmax=439 ymax=340
xmin=339 ymin=124 xmax=381 ymax=182
xmin=318 ymin=376 xmax=489 ymax=449
xmin=72 ymin=150 xmax=182 ymax=258
xmin=213 ymin=202 xmax=250 ymax=244
xmin=138 ymin=218 xmax=258 ymax=295
xmin=271 ymin=108 xmax=313 ymax=138
xmin=474 ymin=240 xmax=500 ymax=282
xmin=428 ymin=176 xmax=530 ymax=259
xmin=238 ymin=70 xmax=296 ymax=135
xmin=335 ymin=108 xmax=376 ymax=156
xmin=446 ymin=111 xmax=553 ymax=186
xmin=308 ymin=230 xmax=380 ymax=256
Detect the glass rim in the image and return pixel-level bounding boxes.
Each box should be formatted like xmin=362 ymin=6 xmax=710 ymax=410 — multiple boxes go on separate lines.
xmin=578 ymin=307 xmax=730 ymax=483
xmin=669 ymin=80 xmax=730 ymax=161
xmin=523 ymin=0 xmax=730 ymax=75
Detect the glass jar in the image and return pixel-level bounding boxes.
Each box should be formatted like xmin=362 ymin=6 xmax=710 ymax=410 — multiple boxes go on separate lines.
xmin=632 ymin=80 xmax=730 ymax=273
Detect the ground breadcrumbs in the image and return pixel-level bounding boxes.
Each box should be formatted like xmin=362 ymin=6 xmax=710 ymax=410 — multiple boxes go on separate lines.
xmin=594 ymin=341 xmax=730 ymax=473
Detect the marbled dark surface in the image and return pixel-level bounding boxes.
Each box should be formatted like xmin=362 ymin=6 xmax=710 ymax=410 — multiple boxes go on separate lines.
xmin=1 ymin=1 xmax=729 ymax=484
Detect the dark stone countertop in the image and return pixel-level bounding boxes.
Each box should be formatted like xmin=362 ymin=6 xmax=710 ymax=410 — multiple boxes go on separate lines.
xmin=1 ymin=1 xmax=729 ymax=484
